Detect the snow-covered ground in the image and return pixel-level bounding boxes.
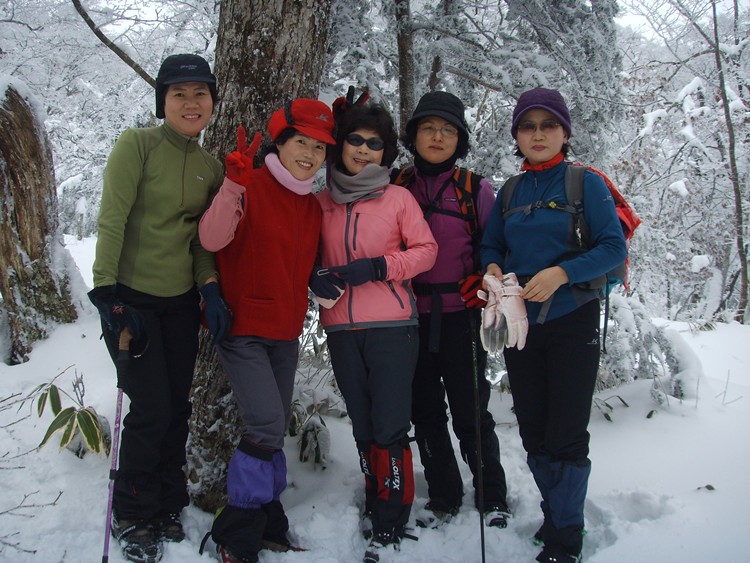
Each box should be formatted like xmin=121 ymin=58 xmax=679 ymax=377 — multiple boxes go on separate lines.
xmin=0 ymin=236 xmax=748 ymax=562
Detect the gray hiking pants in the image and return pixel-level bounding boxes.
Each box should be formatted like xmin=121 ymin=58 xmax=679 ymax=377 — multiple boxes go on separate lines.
xmin=217 ymin=335 xmax=299 ymax=449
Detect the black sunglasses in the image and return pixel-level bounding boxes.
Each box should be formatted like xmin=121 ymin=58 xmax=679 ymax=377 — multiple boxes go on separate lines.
xmin=345 ymin=133 xmax=385 ymax=151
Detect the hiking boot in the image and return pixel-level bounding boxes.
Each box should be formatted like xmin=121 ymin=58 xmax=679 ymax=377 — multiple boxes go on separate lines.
xmin=218 ymin=545 xmax=258 ymax=563
xmin=363 ymin=530 xmax=401 ymax=563
xmin=261 ymin=536 xmax=300 ymax=553
xmin=111 ymin=514 xmax=162 ymax=563
xmin=536 ymin=546 xmax=582 ymax=563
xmin=361 ymin=507 xmax=374 ymax=539
xmin=209 ymin=505 xmax=266 ymax=563
xmin=484 ymin=506 xmax=511 ymax=528
xmin=414 ymin=500 xmax=459 ymax=529
xmin=153 ymin=512 xmax=185 ymax=542
xmin=260 ymin=500 xmax=297 ymax=552
xmin=533 ymin=522 xmax=545 ymax=546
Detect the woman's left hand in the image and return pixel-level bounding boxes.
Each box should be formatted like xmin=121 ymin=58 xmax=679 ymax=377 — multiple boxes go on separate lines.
xmin=522 ymin=266 xmax=568 ymax=302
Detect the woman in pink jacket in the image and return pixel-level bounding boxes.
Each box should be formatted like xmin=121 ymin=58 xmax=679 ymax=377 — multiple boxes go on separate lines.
xmin=310 ymin=103 xmax=437 ymax=563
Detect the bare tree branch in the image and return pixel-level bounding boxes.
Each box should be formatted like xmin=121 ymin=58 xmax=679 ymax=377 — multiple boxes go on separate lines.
xmin=70 ymin=0 xmax=156 ymax=88
xmin=0 ymin=18 xmax=43 ymax=32
xmin=0 ymin=537 xmax=36 ymax=555
xmin=0 ymin=490 xmax=63 ymax=517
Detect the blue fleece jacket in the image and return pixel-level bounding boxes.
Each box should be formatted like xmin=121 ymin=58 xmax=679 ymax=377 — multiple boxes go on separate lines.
xmin=480 ymin=161 xmax=627 ymax=324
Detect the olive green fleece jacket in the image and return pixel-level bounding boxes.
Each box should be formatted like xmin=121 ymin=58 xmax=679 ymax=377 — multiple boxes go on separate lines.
xmin=93 ymin=121 xmax=223 ymax=296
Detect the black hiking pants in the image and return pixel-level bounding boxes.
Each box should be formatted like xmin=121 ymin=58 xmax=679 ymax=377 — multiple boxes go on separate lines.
xmin=503 ymin=299 xmax=600 ymax=461
xmin=328 ymin=326 xmax=418 ymax=535
xmin=102 ymin=284 xmax=200 ymax=520
xmin=504 ymin=299 xmax=600 ymax=556
xmin=411 ymin=309 xmax=508 ymax=512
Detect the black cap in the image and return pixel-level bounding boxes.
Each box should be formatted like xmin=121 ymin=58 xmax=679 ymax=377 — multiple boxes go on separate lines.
xmin=403 ymin=91 xmax=470 ymax=159
xmin=406 ymin=91 xmax=469 ymax=135
xmin=155 ymin=54 xmax=217 ymax=119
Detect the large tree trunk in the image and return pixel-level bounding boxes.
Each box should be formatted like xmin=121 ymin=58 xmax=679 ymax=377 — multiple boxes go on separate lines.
xmin=204 ymin=0 xmax=334 ymax=157
xmin=187 ymin=0 xmax=333 ymax=513
xmin=0 ymin=81 xmax=78 ymax=365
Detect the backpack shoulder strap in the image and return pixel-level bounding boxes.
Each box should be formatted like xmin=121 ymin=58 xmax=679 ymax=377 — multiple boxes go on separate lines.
xmin=452 ymin=167 xmax=481 ymax=237
xmin=452 ymin=167 xmax=483 ymax=271
xmin=565 ymin=165 xmax=589 ymax=248
xmin=501 ymin=173 xmax=524 ymax=218
xmin=390 ymin=166 xmax=414 ymax=187
xmin=564 ymin=165 xmax=586 ymax=205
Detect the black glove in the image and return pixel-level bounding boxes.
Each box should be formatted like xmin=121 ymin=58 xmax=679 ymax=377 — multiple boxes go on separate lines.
xmin=199 ymin=282 xmax=232 ymax=345
xmin=328 ymin=257 xmax=386 ymax=287
xmin=88 ymin=285 xmax=144 ymax=341
xmin=309 ymin=266 xmax=346 ymax=299
xmin=332 ymin=86 xmax=370 ymax=122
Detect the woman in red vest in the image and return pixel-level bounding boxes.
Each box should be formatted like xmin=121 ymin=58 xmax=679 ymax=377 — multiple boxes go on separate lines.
xmin=198 ymin=99 xmax=335 ymax=563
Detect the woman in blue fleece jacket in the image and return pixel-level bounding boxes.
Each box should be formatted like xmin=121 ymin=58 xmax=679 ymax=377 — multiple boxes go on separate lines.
xmin=480 ymin=88 xmax=626 ymax=563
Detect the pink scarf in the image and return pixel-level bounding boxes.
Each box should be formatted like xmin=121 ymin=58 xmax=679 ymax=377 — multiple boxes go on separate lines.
xmin=264 ymin=153 xmax=315 ymax=195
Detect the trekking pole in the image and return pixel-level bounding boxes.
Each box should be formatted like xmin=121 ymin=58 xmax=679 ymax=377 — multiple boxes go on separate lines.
xmin=468 ymin=313 xmax=486 ymax=563
xmin=102 ymin=327 xmax=131 ymax=563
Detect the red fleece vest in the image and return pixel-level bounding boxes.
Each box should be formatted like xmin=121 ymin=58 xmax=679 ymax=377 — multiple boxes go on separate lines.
xmin=216 ymin=166 xmax=321 ymax=340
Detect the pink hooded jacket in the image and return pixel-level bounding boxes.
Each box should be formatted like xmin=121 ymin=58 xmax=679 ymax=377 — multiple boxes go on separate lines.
xmin=316 ymin=184 xmax=437 ymax=332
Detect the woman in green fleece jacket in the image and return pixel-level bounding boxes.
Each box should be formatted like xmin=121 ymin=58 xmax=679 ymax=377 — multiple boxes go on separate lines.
xmin=88 ymin=54 xmax=230 ymax=563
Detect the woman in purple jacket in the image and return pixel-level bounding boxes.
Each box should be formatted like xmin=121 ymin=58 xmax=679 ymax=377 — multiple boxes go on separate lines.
xmin=310 ymin=102 xmax=437 ymax=562
xmin=390 ymin=91 xmax=511 ymax=530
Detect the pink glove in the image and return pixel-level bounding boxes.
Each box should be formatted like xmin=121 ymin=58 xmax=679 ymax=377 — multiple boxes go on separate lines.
xmin=480 ymin=273 xmax=528 ymax=352
xmin=480 ymin=275 xmax=507 ymax=354
xmin=499 ymin=273 xmax=528 ymax=350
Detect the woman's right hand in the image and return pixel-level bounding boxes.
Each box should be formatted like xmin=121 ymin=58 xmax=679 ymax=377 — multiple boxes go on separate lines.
xmin=483 ymin=263 xmax=504 ymax=287
xmin=225 ymin=125 xmax=262 ymax=185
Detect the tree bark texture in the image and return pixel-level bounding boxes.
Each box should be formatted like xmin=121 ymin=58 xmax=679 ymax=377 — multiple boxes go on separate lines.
xmin=0 ymin=84 xmax=77 ymax=365
xmin=204 ymin=0 xmax=334 ymax=159
xmin=187 ymin=0 xmax=333 ymax=513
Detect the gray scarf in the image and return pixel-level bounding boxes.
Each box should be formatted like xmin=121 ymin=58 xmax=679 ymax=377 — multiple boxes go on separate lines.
xmin=328 ymin=163 xmax=390 ymax=204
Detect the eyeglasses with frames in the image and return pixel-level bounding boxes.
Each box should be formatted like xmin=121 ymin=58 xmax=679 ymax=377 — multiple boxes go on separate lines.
xmin=516 ymin=120 xmax=562 ymax=135
xmin=417 ymin=124 xmax=459 ymax=138
xmin=345 ymin=133 xmax=385 ymax=151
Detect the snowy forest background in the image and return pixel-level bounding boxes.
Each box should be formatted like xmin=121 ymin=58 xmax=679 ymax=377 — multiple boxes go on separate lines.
xmin=0 ymin=1 xmax=749 ymax=561
xmin=2 ymin=0 xmax=748 ymax=330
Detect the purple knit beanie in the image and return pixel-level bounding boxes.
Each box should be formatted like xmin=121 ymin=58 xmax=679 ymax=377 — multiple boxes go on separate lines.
xmin=511 ymin=88 xmax=572 ymax=139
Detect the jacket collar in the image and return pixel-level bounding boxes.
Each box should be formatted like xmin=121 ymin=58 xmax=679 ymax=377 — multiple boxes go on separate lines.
xmin=413 ymin=165 xmax=457 ymax=187
xmin=161 ymin=121 xmax=201 ymax=152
